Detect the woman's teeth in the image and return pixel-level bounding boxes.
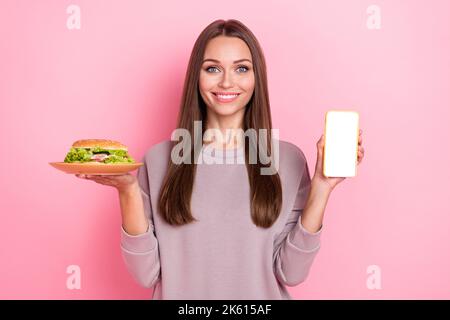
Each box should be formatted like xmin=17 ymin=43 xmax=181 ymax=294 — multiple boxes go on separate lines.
xmin=217 ymin=94 xmax=238 ymax=99
xmin=213 ymin=93 xmax=240 ymax=103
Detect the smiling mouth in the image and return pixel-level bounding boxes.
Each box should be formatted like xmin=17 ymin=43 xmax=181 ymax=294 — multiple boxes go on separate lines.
xmin=212 ymin=92 xmax=241 ymax=103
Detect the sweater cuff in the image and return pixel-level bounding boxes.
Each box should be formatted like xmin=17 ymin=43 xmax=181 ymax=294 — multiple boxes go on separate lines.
xmin=288 ymin=216 xmax=322 ymax=252
xmin=120 ymin=225 xmax=157 ymax=254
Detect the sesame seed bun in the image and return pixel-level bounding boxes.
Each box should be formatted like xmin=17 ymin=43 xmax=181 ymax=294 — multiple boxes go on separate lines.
xmin=71 ymin=139 xmax=128 ymax=151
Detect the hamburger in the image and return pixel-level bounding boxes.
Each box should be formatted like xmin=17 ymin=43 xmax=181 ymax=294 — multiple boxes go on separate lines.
xmin=63 ymin=139 xmax=135 ymax=164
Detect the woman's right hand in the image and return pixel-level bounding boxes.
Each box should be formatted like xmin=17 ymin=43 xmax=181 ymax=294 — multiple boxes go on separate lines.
xmin=75 ymin=173 xmax=138 ymax=193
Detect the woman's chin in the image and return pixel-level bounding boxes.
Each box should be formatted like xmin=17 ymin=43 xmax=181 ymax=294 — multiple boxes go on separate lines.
xmin=209 ymin=104 xmax=245 ymax=116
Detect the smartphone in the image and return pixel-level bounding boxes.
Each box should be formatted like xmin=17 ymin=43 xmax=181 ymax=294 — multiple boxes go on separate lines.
xmin=323 ymin=110 xmax=360 ymax=178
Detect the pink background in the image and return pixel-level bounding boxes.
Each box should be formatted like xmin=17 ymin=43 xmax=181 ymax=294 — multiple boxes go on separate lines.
xmin=1 ymin=0 xmax=449 ymax=299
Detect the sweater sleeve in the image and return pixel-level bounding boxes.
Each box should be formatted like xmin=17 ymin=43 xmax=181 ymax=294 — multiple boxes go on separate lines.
xmin=120 ymin=158 xmax=161 ymax=288
xmin=273 ymin=160 xmax=323 ymax=287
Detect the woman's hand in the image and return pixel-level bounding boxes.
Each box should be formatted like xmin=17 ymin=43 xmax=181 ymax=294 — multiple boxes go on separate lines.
xmin=75 ymin=173 xmax=138 ymax=193
xmin=312 ymin=129 xmax=365 ymax=191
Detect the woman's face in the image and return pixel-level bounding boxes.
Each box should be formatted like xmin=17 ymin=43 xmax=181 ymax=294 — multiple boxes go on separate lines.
xmin=199 ymin=36 xmax=255 ymax=121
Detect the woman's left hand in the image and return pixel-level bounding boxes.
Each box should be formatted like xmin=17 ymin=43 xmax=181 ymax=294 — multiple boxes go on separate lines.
xmin=312 ymin=129 xmax=365 ymax=191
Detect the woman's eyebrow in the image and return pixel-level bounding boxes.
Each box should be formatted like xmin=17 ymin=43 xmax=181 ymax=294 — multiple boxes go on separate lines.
xmin=202 ymin=58 xmax=252 ymax=64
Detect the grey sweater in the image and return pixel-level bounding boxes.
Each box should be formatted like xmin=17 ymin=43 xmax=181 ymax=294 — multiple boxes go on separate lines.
xmin=120 ymin=139 xmax=323 ymax=299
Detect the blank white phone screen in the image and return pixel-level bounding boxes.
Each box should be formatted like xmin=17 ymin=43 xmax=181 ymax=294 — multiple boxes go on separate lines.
xmin=323 ymin=111 xmax=359 ymax=177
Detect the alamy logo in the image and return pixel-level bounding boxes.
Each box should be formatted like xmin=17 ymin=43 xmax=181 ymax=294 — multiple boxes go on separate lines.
xmin=170 ymin=121 xmax=280 ymax=175
xmin=366 ymin=265 xmax=382 ymax=290
xmin=66 ymin=265 xmax=81 ymax=290
xmin=66 ymin=5 xmax=81 ymax=30
xmin=366 ymin=5 xmax=381 ymax=30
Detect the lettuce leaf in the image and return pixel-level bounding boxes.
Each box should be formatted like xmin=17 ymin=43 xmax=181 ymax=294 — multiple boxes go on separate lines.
xmin=63 ymin=147 xmax=135 ymax=163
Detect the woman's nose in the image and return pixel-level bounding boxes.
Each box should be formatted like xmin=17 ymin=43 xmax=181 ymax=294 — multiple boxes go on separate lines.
xmin=218 ymin=71 xmax=233 ymax=88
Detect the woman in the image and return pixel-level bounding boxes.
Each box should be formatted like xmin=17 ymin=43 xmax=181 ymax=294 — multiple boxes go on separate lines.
xmin=76 ymin=19 xmax=365 ymax=299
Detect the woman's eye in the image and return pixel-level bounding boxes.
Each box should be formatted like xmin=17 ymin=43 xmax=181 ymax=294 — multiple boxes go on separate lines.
xmin=206 ymin=66 xmax=220 ymax=73
xmin=237 ymin=66 xmax=248 ymax=73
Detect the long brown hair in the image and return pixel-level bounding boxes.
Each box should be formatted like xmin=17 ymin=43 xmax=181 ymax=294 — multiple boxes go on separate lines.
xmin=157 ymin=19 xmax=282 ymax=228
